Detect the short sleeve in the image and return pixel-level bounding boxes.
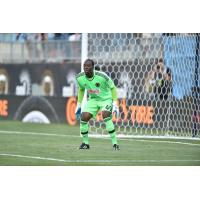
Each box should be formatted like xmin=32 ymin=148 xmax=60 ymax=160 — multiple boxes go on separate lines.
xmin=107 ymin=78 xmax=115 ymax=89
xmin=76 ymin=78 xmax=85 ymax=90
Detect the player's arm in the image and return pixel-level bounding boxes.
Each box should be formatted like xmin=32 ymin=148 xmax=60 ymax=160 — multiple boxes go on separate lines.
xmin=111 ymin=86 xmax=117 ymax=101
xmin=75 ymin=79 xmax=85 ymax=120
xmin=107 ymin=78 xmax=118 ymax=100
xmin=77 ymin=87 xmax=85 ymax=104
xmin=108 ymin=79 xmax=119 ymax=117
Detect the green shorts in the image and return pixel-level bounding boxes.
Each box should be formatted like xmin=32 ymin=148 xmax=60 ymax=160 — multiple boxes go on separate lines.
xmin=82 ymin=99 xmax=113 ymax=118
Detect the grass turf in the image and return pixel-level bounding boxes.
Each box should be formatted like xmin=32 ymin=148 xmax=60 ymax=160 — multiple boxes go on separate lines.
xmin=0 ymin=121 xmax=199 ymax=166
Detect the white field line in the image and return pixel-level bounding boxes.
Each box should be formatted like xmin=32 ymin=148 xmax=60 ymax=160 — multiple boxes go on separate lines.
xmin=0 ymin=130 xmax=78 ymax=138
xmin=0 ymin=130 xmax=200 ymax=147
xmin=117 ymin=134 xmax=200 ymax=141
xmin=130 ymin=139 xmax=200 ymax=147
xmin=0 ymin=153 xmax=200 ymax=163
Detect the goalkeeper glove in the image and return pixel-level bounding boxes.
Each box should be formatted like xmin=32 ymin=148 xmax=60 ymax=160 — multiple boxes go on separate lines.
xmin=112 ymin=101 xmax=119 ymax=118
xmin=75 ymin=102 xmax=81 ymax=120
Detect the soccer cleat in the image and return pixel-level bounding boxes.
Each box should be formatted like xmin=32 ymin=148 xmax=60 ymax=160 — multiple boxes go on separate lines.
xmin=113 ymin=144 xmax=120 ymax=150
xmin=79 ymin=143 xmax=90 ymax=149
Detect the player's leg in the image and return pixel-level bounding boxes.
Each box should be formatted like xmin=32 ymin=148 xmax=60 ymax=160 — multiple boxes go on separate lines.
xmin=79 ymin=100 xmax=98 ymax=149
xmin=79 ymin=112 xmax=92 ymax=149
xmin=101 ymin=100 xmax=120 ymax=150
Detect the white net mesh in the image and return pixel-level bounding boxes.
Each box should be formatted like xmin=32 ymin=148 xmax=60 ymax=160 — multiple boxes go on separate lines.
xmin=84 ymin=33 xmax=200 ymax=138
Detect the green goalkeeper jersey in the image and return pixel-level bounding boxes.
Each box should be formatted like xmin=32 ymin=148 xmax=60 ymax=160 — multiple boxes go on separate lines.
xmin=76 ymin=70 xmax=116 ymax=101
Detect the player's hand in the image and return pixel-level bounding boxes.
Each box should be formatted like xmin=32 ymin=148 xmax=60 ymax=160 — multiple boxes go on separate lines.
xmin=75 ymin=103 xmax=81 ymax=120
xmin=112 ymin=101 xmax=119 ymax=118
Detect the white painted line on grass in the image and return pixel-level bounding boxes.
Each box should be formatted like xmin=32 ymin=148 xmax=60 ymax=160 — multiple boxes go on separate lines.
xmin=0 ymin=153 xmax=68 ymax=162
xmin=0 ymin=153 xmax=200 ymax=163
xmin=133 ymin=139 xmax=200 ymax=147
xmin=0 ymin=130 xmax=77 ymax=138
xmin=92 ymin=135 xmax=200 ymax=147
xmin=0 ymin=130 xmax=200 ymax=147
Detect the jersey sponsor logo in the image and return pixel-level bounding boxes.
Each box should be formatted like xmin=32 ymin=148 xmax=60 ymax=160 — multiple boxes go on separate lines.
xmin=87 ymin=89 xmax=100 ymax=94
xmin=95 ymin=82 xmax=100 ymax=87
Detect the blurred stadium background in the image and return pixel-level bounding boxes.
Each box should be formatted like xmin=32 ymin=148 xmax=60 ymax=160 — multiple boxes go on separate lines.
xmin=0 ymin=33 xmax=199 ymax=165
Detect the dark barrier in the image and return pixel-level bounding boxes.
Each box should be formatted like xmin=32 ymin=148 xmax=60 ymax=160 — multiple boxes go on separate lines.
xmin=0 ymin=93 xmax=199 ymax=133
xmin=0 ymin=62 xmax=81 ymax=124
xmin=0 ymin=62 xmax=199 ymax=134
xmin=0 ymin=95 xmax=77 ymax=125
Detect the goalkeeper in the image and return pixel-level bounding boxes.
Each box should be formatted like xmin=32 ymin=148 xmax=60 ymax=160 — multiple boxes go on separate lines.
xmin=75 ymin=59 xmax=120 ymax=150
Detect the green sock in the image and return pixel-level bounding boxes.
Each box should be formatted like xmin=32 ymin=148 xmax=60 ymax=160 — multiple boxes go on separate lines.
xmin=104 ymin=117 xmax=118 ymax=145
xmin=80 ymin=120 xmax=89 ymax=144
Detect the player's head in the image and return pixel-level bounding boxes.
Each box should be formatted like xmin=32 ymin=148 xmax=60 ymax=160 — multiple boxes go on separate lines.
xmin=83 ymin=59 xmax=94 ymax=77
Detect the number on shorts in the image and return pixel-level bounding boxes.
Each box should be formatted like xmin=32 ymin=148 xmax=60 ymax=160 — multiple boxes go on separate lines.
xmin=105 ymin=105 xmax=112 ymax=112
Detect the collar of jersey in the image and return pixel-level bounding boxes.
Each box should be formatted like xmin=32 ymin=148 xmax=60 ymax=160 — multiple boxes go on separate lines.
xmin=85 ymin=70 xmax=95 ymax=81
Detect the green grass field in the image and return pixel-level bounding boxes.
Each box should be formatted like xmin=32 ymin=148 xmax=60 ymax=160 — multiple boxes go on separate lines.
xmin=0 ymin=121 xmax=199 ymax=166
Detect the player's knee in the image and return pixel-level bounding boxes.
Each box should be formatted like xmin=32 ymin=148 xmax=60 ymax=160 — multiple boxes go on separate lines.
xmin=102 ymin=111 xmax=111 ymax=119
xmin=81 ymin=112 xmax=93 ymax=122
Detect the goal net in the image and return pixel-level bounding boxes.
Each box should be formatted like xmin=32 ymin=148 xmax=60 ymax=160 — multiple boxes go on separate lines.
xmin=82 ymin=33 xmax=200 ymax=138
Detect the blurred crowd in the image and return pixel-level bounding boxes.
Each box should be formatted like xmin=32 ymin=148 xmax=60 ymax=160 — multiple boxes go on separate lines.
xmin=0 ymin=33 xmax=82 ymax=63
xmin=0 ymin=33 xmax=81 ymax=42
xmin=145 ymin=58 xmax=172 ymax=100
xmin=0 ymin=33 xmax=195 ymax=43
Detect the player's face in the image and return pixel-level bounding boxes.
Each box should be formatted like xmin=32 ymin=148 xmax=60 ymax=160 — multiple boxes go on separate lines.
xmin=84 ymin=61 xmax=94 ymax=77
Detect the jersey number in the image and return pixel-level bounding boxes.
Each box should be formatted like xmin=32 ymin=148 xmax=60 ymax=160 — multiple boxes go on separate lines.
xmin=105 ymin=105 xmax=112 ymax=112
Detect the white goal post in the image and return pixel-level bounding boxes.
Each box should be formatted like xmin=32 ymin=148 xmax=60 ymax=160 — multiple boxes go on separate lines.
xmin=81 ymin=33 xmax=200 ymax=139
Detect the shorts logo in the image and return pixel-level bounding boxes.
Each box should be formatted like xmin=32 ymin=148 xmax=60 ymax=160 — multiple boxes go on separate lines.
xmin=95 ymin=82 xmax=100 ymax=87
